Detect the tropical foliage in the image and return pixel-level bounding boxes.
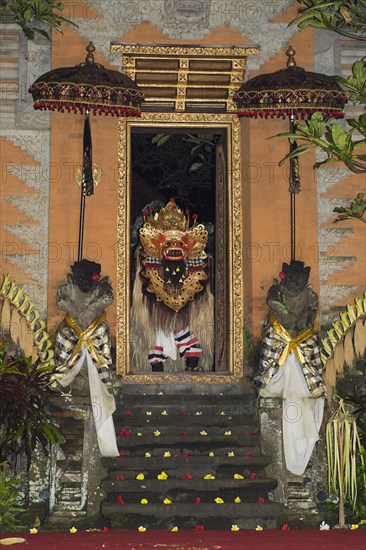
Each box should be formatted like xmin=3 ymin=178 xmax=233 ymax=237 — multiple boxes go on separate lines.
xmin=0 ymin=0 xmax=76 ymax=39
xmin=0 ymin=344 xmax=63 ymax=471
xmin=291 ymin=0 xmax=366 ymax=40
xmin=326 ymin=397 xmax=366 ymax=525
xmin=0 ymin=465 xmax=25 ymax=531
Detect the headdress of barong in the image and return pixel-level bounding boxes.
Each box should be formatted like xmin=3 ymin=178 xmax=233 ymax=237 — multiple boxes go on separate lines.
xmin=139 ymin=199 xmax=208 ymax=260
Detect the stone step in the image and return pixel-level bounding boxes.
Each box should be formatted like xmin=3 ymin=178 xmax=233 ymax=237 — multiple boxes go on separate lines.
xmin=114 ymin=414 xmax=254 ymax=427
xmin=102 ymin=477 xmax=277 ymax=495
xmin=101 ymin=502 xmax=284 ymax=530
xmin=103 ymin=454 xmax=269 ymax=471
xmin=116 ymin=434 xmax=259 ymax=448
xmin=105 ymin=446 xmax=261 ymax=461
xmin=117 ymin=394 xmax=255 ymax=407
xmin=50 ymin=510 xmax=86 ymax=517
xmin=51 ymin=502 xmax=85 ymax=511
xmin=60 ymin=471 xmax=82 ymax=483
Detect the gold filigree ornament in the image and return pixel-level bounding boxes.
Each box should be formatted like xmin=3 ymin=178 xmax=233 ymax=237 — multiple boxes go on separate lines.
xmin=74 ymin=163 xmax=101 ymax=187
xmin=139 ymin=200 xmax=209 ymax=312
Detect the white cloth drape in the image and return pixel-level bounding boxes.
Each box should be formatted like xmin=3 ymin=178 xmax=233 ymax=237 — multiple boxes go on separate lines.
xmin=260 ymin=352 xmax=324 ymax=475
xmin=59 ymin=346 xmax=119 ymax=457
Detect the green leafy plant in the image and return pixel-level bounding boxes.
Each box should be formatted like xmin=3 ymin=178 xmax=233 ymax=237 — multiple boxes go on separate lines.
xmin=0 ymin=345 xmax=64 ymax=471
xmin=0 ymin=0 xmax=77 ymax=39
xmin=272 ymin=1 xmax=366 ymax=223
xmin=290 ymin=1 xmax=366 ymax=40
xmin=273 ymin=111 xmax=366 ymax=173
xmin=0 ymin=465 xmax=25 ymax=531
xmin=326 ymin=397 xmax=366 ymax=526
xmin=333 ymin=193 xmax=366 ymax=223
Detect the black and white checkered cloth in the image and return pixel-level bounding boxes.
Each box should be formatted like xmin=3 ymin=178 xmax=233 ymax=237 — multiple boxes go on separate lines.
xmin=256 ymin=313 xmax=325 ymax=398
xmin=54 ymin=314 xmax=113 ymax=386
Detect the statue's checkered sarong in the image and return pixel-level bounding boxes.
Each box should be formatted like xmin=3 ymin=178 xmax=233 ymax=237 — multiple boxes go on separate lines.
xmin=256 ymin=312 xmax=325 ymax=398
xmin=54 ymin=313 xmax=112 ymax=385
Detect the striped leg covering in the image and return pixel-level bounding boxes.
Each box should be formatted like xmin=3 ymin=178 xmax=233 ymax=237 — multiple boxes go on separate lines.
xmin=148 ymin=345 xmax=168 ymax=367
xmin=174 ymin=326 xmax=202 ymax=360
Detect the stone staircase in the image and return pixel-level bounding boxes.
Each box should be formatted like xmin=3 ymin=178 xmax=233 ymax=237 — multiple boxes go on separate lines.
xmin=101 ymin=392 xmax=284 ymax=530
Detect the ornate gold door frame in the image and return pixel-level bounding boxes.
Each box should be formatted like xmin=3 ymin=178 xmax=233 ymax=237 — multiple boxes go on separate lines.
xmin=117 ymin=112 xmax=243 ymax=384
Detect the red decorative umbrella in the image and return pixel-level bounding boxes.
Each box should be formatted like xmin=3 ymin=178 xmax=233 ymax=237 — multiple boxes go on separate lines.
xmin=234 ymin=46 xmax=347 ymax=261
xmin=29 ymin=42 xmax=144 ymax=261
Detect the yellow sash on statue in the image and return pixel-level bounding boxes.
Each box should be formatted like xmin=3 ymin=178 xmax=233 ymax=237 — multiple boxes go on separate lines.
xmin=268 ymin=312 xmax=314 ymax=366
xmin=65 ymin=313 xmax=107 ymax=367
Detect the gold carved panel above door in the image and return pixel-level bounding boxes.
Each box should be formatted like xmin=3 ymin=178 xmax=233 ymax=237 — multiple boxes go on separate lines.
xmin=110 ymin=43 xmax=259 ymax=113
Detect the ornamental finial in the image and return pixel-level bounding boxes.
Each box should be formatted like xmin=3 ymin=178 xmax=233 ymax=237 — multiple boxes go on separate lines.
xmin=286 ymin=46 xmax=296 ymax=68
xmin=85 ymin=42 xmax=95 ymax=63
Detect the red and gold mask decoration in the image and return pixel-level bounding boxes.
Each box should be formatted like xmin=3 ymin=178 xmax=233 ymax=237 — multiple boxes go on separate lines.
xmin=139 ymin=199 xmax=209 ymax=312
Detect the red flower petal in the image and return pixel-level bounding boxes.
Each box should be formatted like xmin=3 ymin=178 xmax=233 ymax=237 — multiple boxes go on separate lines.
xmin=194 ymin=497 xmax=201 ymax=503
xmin=246 ymin=452 xmax=253 ymax=456
xmin=195 ymin=525 xmax=205 ymax=531
xmin=119 ymin=428 xmax=132 ymax=436
xmin=102 ymin=527 xmax=110 ymax=533
xmin=181 ymin=432 xmax=187 ymax=436
xmin=250 ymin=473 xmax=257 ymax=479
xmin=116 ymin=496 xmax=125 ymax=504
xmin=124 ymin=411 xmax=133 ymax=416
xmin=184 ymin=452 xmax=191 ymax=457
xmin=258 ymin=497 xmax=265 ymax=503
xmin=281 ymin=524 xmax=290 ymax=531
xmin=180 ymin=411 xmax=188 ymax=416
xmin=183 ymin=473 xmax=192 ymax=480
xmin=119 ymin=451 xmax=125 ymax=458
xmin=246 ymin=431 xmax=255 ymax=436
xmin=116 ymin=474 xmax=125 ymax=481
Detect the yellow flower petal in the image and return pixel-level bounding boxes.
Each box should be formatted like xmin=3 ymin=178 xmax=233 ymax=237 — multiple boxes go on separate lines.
xmin=163 ymin=498 xmax=172 ymax=504
xmin=141 ymin=498 xmax=148 ymax=504
xmin=161 ymin=410 xmax=168 ymax=416
xmin=234 ymin=473 xmax=244 ymax=479
xmin=146 ymin=411 xmax=152 ymax=416
xmin=157 ymin=471 xmax=168 ymax=480
xmin=350 ymin=524 xmax=359 ymax=530
xmin=30 ymin=528 xmax=38 ymax=534
xmin=255 ymin=525 xmax=263 ymax=531
xmin=220 ymin=411 xmax=226 ymax=416
xmin=204 ymin=474 xmax=216 ymax=479
xmin=154 ymin=430 xmax=161 ymax=437
xmin=228 ymin=452 xmax=235 ymax=457
xmin=171 ymin=526 xmax=179 ymax=532
xmin=200 ymin=431 xmax=207 ymax=436
xmin=234 ymin=496 xmax=241 ymax=503
xmin=145 ymin=452 xmax=151 ymax=458
xmin=69 ymin=527 xmax=77 ymax=533
xmin=137 ymin=432 xmax=142 ymax=437
xmin=138 ymin=526 xmax=146 ymax=532
xmin=208 ymin=452 xmax=215 ymax=457
xmin=231 ymin=524 xmax=240 ymax=531
xmin=136 ymin=473 xmax=145 ymax=480
xmin=214 ymin=497 xmax=224 ymax=504
xmin=224 ymin=431 xmax=232 ymax=436
xmin=164 ymin=451 xmax=171 ymax=457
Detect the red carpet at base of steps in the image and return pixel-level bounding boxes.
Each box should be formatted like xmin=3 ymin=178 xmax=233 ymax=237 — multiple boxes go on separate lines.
xmin=1 ymin=529 xmax=365 ymax=550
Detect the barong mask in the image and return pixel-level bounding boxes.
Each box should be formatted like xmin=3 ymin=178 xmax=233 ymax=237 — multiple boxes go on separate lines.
xmin=139 ymin=199 xmax=209 ymax=312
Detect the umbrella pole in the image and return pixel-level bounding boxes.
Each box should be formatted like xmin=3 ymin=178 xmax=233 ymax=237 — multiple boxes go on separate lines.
xmin=78 ymin=109 xmax=94 ymax=262
xmin=77 ymin=188 xmax=86 ymax=262
xmin=289 ymin=113 xmax=300 ymax=262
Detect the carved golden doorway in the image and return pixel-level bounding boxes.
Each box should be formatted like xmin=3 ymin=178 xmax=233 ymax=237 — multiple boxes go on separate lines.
xmin=117 ymin=112 xmax=243 ymax=383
